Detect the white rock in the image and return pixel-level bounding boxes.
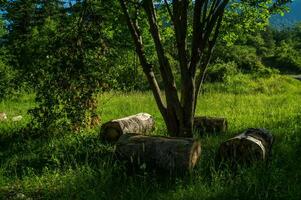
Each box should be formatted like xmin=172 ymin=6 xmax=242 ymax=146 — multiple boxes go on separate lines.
xmin=12 ymin=115 xmax=23 ymax=122
xmin=0 ymin=112 xmax=7 ymax=121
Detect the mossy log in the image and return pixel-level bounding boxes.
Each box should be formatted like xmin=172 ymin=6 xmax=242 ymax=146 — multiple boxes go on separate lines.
xmin=101 ymin=113 xmax=155 ymax=142
xmin=115 ymin=134 xmax=201 ymax=173
xmin=217 ymin=128 xmax=274 ymax=167
xmin=194 ymin=116 xmax=227 ymax=134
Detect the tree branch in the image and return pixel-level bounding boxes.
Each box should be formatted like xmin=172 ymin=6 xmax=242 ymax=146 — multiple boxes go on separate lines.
xmin=118 ymin=0 xmax=167 ymax=117
xmin=190 ymin=0 xmax=205 ymax=76
xmin=202 ymin=0 xmax=228 ymax=44
xmin=164 ymin=0 xmax=174 ymax=23
xmin=195 ymin=11 xmax=225 ymax=104
xmin=142 ymin=0 xmax=182 ymax=120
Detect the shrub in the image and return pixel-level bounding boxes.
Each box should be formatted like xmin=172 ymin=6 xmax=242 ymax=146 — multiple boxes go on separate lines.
xmin=272 ymin=41 xmax=301 ymax=73
xmin=206 ymin=61 xmax=238 ymax=82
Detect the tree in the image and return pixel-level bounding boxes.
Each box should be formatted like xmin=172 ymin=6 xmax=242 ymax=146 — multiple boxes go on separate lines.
xmin=118 ymin=0 xmax=292 ymax=137
xmin=1 ymin=0 xmax=122 ymax=131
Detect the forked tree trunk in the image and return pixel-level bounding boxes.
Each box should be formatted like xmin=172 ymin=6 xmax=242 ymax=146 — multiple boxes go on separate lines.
xmin=101 ymin=113 xmax=155 ymax=142
xmin=119 ymin=0 xmax=229 ymax=137
xmin=216 ymin=128 xmax=274 ymax=167
xmin=115 ymin=133 xmax=201 ymax=173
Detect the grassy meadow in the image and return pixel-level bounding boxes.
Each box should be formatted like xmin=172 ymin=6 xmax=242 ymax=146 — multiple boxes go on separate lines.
xmin=0 ymin=74 xmax=301 ymax=200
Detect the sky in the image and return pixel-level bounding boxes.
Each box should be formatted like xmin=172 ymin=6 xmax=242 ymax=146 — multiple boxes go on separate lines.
xmin=1 ymin=1 xmax=301 ymax=27
xmin=271 ymin=0 xmax=301 ymax=27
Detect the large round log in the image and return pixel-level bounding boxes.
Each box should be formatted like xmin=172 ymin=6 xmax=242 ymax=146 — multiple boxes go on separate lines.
xmin=216 ymin=128 xmax=274 ymax=167
xmin=115 ymin=134 xmax=201 ymax=173
xmin=194 ymin=116 xmax=227 ymax=135
xmin=101 ymin=113 xmax=155 ymax=142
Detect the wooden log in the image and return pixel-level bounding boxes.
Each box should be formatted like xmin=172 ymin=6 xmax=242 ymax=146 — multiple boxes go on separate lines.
xmin=101 ymin=113 xmax=155 ymax=142
xmin=115 ymin=133 xmax=201 ymax=173
xmin=216 ymin=128 xmax=274 ymax=167
xmin=194 ymin=116 xmax=227 ymax=135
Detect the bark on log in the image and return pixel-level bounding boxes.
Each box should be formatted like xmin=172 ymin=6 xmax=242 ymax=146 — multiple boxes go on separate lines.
xmin=194 ymin=116 xmax=227 ymax=135
xmin=101 ymin=113 xmax=155 ymax=142
xmin=216 ymin=128 xmax=274 ymax=167
xmin=115 ymin=133 xmax=201 ymax=173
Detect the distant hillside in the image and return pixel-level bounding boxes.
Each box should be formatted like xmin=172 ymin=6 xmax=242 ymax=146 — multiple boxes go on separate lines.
xmin=271 ymin=1 xmax=301 ymax=28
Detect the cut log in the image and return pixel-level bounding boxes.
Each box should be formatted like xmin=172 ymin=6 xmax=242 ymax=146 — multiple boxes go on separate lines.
xmin=115 ymin=133 xmax=201 ymax=173
xmin=216 ymin=128 xmax=274 ymax=167
xmin=194 ymin=116 xmax=227 ymax=135
xmin=101 ymin=113 xmax=155 ymax=142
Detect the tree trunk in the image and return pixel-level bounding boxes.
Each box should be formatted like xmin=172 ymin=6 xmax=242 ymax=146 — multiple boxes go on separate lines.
xmin=216 ymin=128 xmax=274 ymax=167
xmin=101 ymin=113 xmax=155 ymax=142
xmin=118 ymin=0 xmax=230 ymax=138
xmin=115 ymin=133 xmax=201 ymax=173
xmin=194 ymin=116 xmax=228 ymax=135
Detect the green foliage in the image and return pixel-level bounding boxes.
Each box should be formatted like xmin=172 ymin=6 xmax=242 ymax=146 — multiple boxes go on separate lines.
xmin=2 ymin=1 xmax=124 ymax=130
xmin=212 ymin=43 xmax=279 ymax=78
xmin=272 ymin=40 xmax=301 ymax=73
xmin=221 ymin=0 xmax=271 ymax=45
xmin=213 ymin=20 xmax=301 ymax=76
xmin=206 ymin=61 xmax=238 ymax=82
xmin=0 ymin=16 xmax=17 ymax=100
xmin=0 ymin=60 xmax=16 ymax=100
xmin=0 ymin=16 xmax=6 ymax=39
xmin=260 ymin=23 xmax=301 ymax=73
xmin=0 ymin=0 xmax=298 ymax=136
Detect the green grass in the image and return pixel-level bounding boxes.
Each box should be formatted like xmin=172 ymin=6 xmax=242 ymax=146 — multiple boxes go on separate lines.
xmin=0 ymin=75 xmax=301 ymax=199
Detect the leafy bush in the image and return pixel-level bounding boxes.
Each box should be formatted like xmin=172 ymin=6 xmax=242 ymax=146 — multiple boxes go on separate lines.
xmin=206 ymin=61 xmax=238 ymax=82
xmin=212 ymin=44 xmax=278 ymax=78
xmin=272 ymin=40 xmax=301 ymax=73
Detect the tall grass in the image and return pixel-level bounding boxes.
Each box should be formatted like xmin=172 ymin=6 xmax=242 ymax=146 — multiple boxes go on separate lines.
xmin=0 ymin=75 xmax=300 ymax=199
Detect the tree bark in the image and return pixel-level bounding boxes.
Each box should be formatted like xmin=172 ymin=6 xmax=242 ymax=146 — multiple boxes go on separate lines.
xmin=216 ymin=128 xmax=274 ymax=167
xmin=194 ymin=116 xmax=227 ymax=135
xmin=115 ymin=133 xmax=201 ymax=173
xmin=101 ymin=113 xmax=155 ymax=142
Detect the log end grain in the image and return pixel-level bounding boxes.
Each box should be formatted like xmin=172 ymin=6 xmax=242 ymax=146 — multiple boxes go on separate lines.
xmin=101 ymin=122 xmax=123 ymax=142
